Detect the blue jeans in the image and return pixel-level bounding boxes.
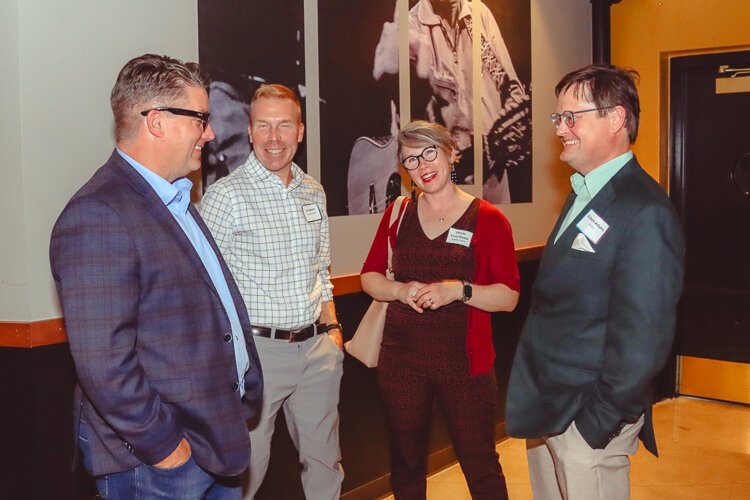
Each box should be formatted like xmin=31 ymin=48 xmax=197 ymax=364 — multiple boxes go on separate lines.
xmin=79 ymin=420 xmax=241 ymax=499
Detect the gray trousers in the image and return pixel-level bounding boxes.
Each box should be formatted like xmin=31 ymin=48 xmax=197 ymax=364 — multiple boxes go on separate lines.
xmin=243 ymin=333 xmax=344 ymax=500
xmin=527 ymin=415 xmax=645 ymax=500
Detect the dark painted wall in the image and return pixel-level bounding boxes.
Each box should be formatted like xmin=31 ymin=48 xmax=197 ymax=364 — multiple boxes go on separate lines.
xmin=0 ymin=260 xmax=539 ymax=500
xmin=0 ymin=344 xmax=93 ymax=499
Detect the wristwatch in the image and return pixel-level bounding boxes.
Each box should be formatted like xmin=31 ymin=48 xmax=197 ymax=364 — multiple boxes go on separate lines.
xmin=461 ymin=281 xmax=472 ymax=302
xmin=323 ymin=322 xmax=343 ymax=334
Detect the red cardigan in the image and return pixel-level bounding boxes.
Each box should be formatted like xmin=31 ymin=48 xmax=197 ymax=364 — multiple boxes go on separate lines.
xmin=361 ymin=198 xmax=520 ymax=375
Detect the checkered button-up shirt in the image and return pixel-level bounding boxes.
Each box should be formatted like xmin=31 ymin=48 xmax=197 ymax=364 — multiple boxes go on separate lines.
xmin=199 ymin=152 xmax=333 ymax=330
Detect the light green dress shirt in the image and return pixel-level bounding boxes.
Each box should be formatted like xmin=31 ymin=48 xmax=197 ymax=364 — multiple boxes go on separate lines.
xmin=554 ymin=151 xmax=633 ymax=243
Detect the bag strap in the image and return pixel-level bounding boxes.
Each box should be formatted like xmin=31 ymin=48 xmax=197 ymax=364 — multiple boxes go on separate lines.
xmin=386 ymin=196 xmax=409 ymax=279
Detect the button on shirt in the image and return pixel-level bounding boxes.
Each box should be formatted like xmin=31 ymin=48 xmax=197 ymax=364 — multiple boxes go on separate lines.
xmin=199 ymin=152 xmax=333 ymax=330
xmin=554 ymin=151 xmax=633 ymax=243
xmin=116 ymin=149 xmax=250 ymax=396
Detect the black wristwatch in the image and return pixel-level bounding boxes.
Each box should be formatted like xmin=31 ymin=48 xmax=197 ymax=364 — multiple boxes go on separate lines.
xmin=323 ymin=322 xmax=343 ymax=334
xmin=461 ymin=281 xmax=472 ymax=302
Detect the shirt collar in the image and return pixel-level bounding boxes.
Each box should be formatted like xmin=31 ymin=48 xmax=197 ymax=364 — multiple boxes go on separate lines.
xmin=243 ymin=151 xmax=303 ymax=190
xmin=116 ymin=148 xmax=192 ymax=214
xmin=569 ymin=150 xmax=633 ymax=200
xmin=570 ymin=173 xmax=589 ymax=198
xmin=416 ymin=0 xmax=471 ymax=26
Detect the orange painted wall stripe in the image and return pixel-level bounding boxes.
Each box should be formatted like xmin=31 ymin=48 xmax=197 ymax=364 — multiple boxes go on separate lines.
xmin=0 ymin=318 xmax=67 ymax=348
xmin=0 ymin=245 xmax=544 ymax=348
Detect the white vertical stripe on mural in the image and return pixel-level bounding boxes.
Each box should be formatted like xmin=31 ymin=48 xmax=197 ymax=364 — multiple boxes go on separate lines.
xmin=303 ymin=0 xmax=321 ymax=181
xmin=398 ymin=0 xmax=411 ymax=126
xmin=469 ymin=0 xmax=484 ymax=199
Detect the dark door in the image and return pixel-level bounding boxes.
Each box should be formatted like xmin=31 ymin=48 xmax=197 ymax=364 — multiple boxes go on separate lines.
xmin=670 ymin=51 xmax=750 ymax=404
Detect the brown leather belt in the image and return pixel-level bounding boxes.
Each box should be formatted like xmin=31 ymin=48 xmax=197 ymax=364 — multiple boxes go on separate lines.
xmin=250 ymin=322 xmax=322 ymax=342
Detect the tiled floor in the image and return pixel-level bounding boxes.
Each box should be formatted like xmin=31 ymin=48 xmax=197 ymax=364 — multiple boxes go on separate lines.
xmin=386 ymin=397 xmax=750 ymax=499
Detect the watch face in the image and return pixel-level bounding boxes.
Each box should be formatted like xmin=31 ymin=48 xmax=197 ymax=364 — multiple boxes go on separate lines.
xmin=463 ymin=282 xmax=472 ymax=301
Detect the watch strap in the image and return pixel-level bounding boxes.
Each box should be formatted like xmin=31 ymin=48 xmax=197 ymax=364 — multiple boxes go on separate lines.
xmin=323 ymin=322 xmax=343 ymax=334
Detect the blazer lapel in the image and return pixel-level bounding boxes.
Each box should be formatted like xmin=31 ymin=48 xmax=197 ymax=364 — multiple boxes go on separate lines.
xmin=537 ymin=191 xmax=575 ymax=276
xmin=189 ymin=204 xmax=252 ymax=330
xmin=549 ymin=192 xmax=576 ymax=245
xmin=539 ymin=158 xmax=640 ymax=274
xmin=110 ymin=153 xmax=220 ymax=296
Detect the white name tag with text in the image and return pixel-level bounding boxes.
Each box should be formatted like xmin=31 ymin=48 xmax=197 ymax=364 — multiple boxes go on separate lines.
xmin=576 ymin=209 xmax=609 ymax=244
xmin=302 ymin=203 xmax=323 ymax=222
xmin=446 ymin=228 xmax=473 ymax=247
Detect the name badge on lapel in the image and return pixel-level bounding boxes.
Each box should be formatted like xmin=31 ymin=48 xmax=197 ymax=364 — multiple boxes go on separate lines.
xmin=446 ymin=228 xmax=473 ymax=247
xmin=576 ymin=209 xmax=609 ymax=244
xmin=302 ymin=203 xmax=322 ymax=222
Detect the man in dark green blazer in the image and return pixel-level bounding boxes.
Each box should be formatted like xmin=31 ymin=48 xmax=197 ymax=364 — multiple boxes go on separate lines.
xmin=505 ymin=64 xmax=685 ymax=499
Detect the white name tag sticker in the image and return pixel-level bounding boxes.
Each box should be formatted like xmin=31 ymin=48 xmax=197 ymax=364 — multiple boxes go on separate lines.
xmin=446 ymin=228 xmax=473 ymax=247
xmin=302 ymin=203 xmax=323 ymax=222
xmin=576 ymin=209 xmax=609 ymax=244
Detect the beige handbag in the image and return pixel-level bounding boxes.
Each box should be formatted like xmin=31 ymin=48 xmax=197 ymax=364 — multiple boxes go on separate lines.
xmin=345 ymin=196 xmax=408 ymax=368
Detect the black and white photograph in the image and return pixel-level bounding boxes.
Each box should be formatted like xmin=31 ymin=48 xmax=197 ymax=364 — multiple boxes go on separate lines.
xmin=484 ymin=0 xmax=532 ymax=203
xmin=341 ymin=0 xmax=532 ymax=214
xmin=320 ymin=0 xmax=403 ymax=216
xmin=406 ymin=0 xmax=532 ymax=203
xmin=197 ymin=0 xmax=530 ymax=210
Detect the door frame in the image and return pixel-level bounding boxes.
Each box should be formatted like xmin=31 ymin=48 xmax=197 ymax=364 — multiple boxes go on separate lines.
xmin=667 ymin=47 xmax=750 ymax=404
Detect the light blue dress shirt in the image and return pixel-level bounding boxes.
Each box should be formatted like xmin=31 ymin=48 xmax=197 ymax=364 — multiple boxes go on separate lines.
xmin=116 ymin=149 xmax=250 ymax=396
xmin=554 ymin=151 xmax=633 ymax=243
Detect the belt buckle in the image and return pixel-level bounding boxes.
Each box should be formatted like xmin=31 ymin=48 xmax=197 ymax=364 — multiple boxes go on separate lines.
xmin=290 ymin=324 xmax=316 ymax=342
xmin=288 ymin=327 xmax=305 ymax=342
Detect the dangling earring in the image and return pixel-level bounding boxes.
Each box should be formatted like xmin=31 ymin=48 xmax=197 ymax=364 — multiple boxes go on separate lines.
xmin=411 ymin=180 xmax=417 ymax=202
xmin=451 ymin=165 xmax=458 ymax=184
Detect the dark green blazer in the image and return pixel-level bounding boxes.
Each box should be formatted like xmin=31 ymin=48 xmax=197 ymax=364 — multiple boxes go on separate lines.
xmin=505 ymin=157 xmax=685 ymax=455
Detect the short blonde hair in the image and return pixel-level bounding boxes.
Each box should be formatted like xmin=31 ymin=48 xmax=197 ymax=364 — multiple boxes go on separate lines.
xmin=249 ymin=83 xmax=302 ymax=123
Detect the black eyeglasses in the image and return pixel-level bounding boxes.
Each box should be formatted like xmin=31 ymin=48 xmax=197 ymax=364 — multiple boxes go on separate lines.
xmin=140 ymin=107 xmax=211 ymax=130
xmin=400 ymin=145 xmax=439 ymax=171
xmin=549 ymin=106 xmax=613 ymax=129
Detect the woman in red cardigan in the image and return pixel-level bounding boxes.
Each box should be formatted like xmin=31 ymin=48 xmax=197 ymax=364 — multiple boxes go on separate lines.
xmin=361 ymin=120 xmax=520 ymax=499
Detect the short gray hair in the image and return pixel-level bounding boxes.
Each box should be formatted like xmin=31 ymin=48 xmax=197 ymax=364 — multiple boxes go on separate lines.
xmin=397 ymin=120 xmax=457 ymax=159
xmin=111 ymin=54 xmax=209 ymax=142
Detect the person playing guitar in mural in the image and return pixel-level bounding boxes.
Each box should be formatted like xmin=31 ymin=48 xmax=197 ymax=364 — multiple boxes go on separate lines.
xmin=360 ymin=0 xmax=531 ymax=209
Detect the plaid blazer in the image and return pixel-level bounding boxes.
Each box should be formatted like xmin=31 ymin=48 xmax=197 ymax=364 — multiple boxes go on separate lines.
xmin=50 ymin=151 xmax=263 ymax=477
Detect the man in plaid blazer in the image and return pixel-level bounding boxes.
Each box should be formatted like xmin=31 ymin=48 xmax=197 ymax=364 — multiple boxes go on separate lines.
xmin=50 ymin=54 xmax=263 ymax=499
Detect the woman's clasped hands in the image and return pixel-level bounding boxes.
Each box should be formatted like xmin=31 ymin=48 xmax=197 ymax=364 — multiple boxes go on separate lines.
xmin=399 ymin=280 xmax=463 ymax=313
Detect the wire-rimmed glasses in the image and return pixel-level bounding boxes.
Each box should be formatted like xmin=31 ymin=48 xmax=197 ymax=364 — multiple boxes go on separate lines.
xmin=549 ymin=106 xmax=613 ymax=129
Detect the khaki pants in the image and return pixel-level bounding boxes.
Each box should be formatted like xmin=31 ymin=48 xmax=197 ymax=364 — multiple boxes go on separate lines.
xmin=526 ymin=415 xmax=644 ymax=500
xmin=243 ymin=333 xmax=344 ymax=500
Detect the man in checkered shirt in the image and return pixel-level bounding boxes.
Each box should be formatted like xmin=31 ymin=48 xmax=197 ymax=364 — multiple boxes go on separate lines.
xmin=200 ymin=84 xmax=344 ymax=500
